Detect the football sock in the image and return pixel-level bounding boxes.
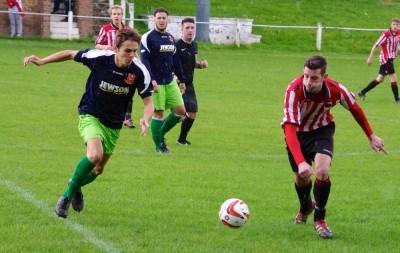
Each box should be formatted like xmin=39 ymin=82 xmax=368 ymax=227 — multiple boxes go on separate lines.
xmin=390 ymin=82 xmax=399 ymax=100
xmin=151 ymin=117 xmax=163 ymax=150
xmin=178 ymin=115 xmax=195 ymax=142
xmin=63 ymin=156 xmax=95 ymax=198
xmin=361 ymin=80 xmax=379 ymax=94
xmin=295 ymin=181 xmax=312 ymax=213
xmin=125 ymin=100 xmax=133 ymax=119
xmin=81 ymin=171 xmax=98 ymax=187
xmin=313 ymin=177 xmax=331 ymax=221
xmin=161 ymin=112 xmax=182 ymax=139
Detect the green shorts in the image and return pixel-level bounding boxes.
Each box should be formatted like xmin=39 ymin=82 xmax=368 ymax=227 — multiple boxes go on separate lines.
xmin=153 ymin=79 xmax=184 ymax=111
xmin=78 ymin=114 xmax=120 ymax=155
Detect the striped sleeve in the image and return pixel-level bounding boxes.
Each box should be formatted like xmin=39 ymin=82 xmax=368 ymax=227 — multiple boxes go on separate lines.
xmin=281 ymin=78 xmax=302 ymax=127
xmin=338 ymin=83 xmax=356 ymax=109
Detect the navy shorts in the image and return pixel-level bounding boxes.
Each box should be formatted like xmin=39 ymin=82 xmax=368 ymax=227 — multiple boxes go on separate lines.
xmin=286 ymin=122 xmax=335 ymax=173
xmin=379 ymin=58 xmax=395 ymax=76
xmin=182 ymin=83 xmax=198 ymax=113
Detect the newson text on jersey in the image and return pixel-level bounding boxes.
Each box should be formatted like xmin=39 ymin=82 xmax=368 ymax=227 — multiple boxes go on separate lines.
xmin=99 ymin=80 xmax=130 ymax=95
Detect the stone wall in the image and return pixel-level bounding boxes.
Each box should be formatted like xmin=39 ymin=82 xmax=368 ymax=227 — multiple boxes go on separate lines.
xmin=1 ymin=0 xmax=99 ymax=38
xmin=0 ymin=0 xmax=47 ymax=37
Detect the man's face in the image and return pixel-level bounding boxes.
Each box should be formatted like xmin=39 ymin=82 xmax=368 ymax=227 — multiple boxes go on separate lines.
xmin=303 ymin=66 xmax=326 ymax=94
xmin=115 ymin=40 xmax=138 ymax=68
xmin=154 ymin=12 xmax=168 ymax=32
xmin=182 ymin=22 xmax=195 ymax=42
xmin=390 ymin=21 xmax=399 ymax=32
xmin=111 ymin=8 xmax=123 ymax=26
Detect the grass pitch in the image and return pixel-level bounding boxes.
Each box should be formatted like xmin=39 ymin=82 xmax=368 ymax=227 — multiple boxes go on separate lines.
xmin=0 ymin=35 xmax=399 ymax=253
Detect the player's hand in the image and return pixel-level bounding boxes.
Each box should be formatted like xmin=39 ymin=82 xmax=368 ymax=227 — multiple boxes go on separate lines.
xmin=200 ymin=58 xmax=208 ymax=68
xmin=139 ymin=118 xmax=149 ymax=136
xmin=23 ymin=55 xmax=42 ymax=66
xmin=298 ymin=162 xmax=314 ymax=179
xmin=152 ymin=80 xmax=159 ymax=93
xmin=179 ymin=82 xmax=186 ymax=95
xmin=366 ymin=58 xmax=372 ymax=66
xmin=369 ymin=133 xmax=388 ymax=154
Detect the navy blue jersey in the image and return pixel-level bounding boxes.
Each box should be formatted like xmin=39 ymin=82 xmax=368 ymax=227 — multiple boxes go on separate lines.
xmin=140 ymin=29 xmax=186 ymax=84
xmin=176 ymin=39 xmax=198 ymax=84
xmin=74 ymin=49 xmax=152 ymax=129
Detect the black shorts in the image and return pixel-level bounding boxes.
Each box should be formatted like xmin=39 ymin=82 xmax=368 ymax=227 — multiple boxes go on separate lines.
xmin=286 ymin=122 xmax=335 ymax=173
xmin=379 ymin=58 xmax=395 ymax=76
xmin=182 ymin=83 xmax=198 ymax=113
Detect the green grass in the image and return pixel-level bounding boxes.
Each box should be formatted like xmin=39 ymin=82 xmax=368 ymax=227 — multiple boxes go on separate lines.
xmin=129 ymin=0 xmax=400 ymax=53
xmin=1 ymin=36 xmax=399 ymax=252
xmin=1 ymin=1 xmax=400 ymax=251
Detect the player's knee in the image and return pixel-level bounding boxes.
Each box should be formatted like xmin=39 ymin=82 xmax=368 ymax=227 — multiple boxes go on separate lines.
xmin=173 ymin=106 xmax=186 ymax=117
xmin=295 ymin=175 xmax=311 ymax=186
xmin=87 ymin=153 xmax=103 ymax=165
xmin=315 ymin=169 xmax=329 ymax=181
xmin=92 ymin=166 xmax=104 ymax=175
xmin=187 ymin=112 xmax=197 ymax=119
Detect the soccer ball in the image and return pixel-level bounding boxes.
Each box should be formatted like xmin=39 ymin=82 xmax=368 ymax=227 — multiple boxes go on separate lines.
xmin=219 ymin=198 xmax=250 ymax=228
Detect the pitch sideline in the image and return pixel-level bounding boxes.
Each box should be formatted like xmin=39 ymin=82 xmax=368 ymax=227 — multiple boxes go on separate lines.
xmin=0 ymin=177 xmax=120 ymax=253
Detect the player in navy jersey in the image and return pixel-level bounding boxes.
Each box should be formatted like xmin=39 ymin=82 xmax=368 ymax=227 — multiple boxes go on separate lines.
xmin=175 ymin=18 xmax=208 ymax=145
xmin=24 ymin=29 xmax=154 ymax=218
xmin=96 ymin=5 xmax=136 ymax=128
xmin=281 ymin=56 xmax=387 ymax=239
xmin=140 ymin=7 xmax=186 ymax=153
xmin=358 ymin=17 xmax=400 ymax=103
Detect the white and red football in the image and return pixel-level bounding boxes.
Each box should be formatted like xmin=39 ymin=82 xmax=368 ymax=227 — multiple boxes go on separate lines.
xmin=219 ymin=198 xmax=250 ymax=228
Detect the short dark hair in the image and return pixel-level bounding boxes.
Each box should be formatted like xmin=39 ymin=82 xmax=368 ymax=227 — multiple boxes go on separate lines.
xmin=181 ymin=18 xmax=195 ymax=26
xmin=153 ymin=7 xmax=169 ymax=16
xmin=304 ymin=55 xmax=327 ymax=75
xmin=114 ymin=28 xmax=142 ymax=48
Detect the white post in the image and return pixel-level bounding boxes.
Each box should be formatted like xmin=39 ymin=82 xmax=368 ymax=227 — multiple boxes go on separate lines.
xmin=109 ymin=0 xmax=114 ymax=7
xmin=68 ymin=10 xmax=73 ymax=40
xmin=128 ymin=3 xmax=134 ymax=28
xmin=316 ymin=22 xmax=322 ymax=51
xmin=121 ymin=0 xmax=126 ymax=24
xmin=235 ymin=19 xmax=241 ymax=48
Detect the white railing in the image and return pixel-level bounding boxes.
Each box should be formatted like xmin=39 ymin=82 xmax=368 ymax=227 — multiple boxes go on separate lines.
xmin=0 ymin=9 xmax=386 ymax=47
xmin=249 ymin=22 xmax=384 ymax=50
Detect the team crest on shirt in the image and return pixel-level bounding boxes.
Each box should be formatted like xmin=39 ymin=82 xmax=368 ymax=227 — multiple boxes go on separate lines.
xmin=169 ymin=36 xmax=174 ymax=42
xmin=124 ymin=73 xmax=135 ymax=85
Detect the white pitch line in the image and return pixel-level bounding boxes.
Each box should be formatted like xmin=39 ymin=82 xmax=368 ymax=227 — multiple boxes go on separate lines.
xmin=0 ymin=177 xmax=120 ymax=253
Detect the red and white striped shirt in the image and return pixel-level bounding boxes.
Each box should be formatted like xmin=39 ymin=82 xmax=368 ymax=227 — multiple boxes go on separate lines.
xmin=95 ymin=23 xmax=131 ymax=46
xmin=281 ymin=76 xmax=357 ymax=132
xmin=376 ymin=29 xmax=400 ymax=65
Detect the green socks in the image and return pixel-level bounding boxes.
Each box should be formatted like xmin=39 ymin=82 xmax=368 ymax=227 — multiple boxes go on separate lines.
xmin=161 ymin=112 xmax=182 ymax=139
xmin=151 ymin=113 xmax=182 ymax=150
xmin=63 ymin=156 xmax=95 ymax=198
xmin=81 ymin=172 xmax=98 ymax=187
xmin=151 ymin=118 xmax=163 ymax=150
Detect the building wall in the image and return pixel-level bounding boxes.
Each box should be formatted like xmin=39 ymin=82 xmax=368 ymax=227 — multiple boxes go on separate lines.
xmin=1 ymin=0 xmax=47 ymax=37
xmin=1 ymin=0 xmax=95 ymax=38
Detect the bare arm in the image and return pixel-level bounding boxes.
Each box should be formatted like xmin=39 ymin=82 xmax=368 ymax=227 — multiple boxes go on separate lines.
xmin=95 ymin=44 xmax=114 ymax=51
xmin=366 ymin=44 xmax=378 ymax=66
xmin=23 ymin=50 xmax=79 ymax=66
xmin=139 ymin=96 xmax=154 ymax=137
